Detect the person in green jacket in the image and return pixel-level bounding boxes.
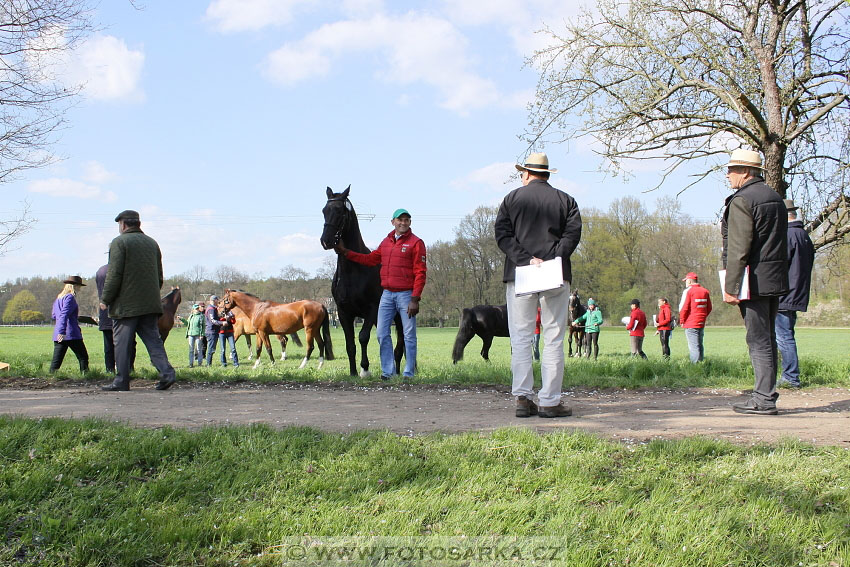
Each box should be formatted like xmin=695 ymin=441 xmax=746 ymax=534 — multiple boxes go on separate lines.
xmin=572 ymin=298 xmax=603 ymax=360
xmin=186 ymin=303 xmax=206 ymax=367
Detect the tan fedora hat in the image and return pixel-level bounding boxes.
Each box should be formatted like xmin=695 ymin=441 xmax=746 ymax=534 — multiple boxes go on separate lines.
xmin=515 ymin=152 xmax=558 ymax=174
xmin=728 ymin=149 xmax=764 ymax=169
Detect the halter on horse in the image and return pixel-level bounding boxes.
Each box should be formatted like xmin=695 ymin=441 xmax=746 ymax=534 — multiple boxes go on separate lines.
xmin=320 ymin=186 xmax=405 ymax=377
xmin=567 ymin=289 xmax=587 ymax=357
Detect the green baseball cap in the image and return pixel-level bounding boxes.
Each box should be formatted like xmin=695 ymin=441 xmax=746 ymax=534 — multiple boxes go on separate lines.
xmin=392 ymin=208 xmax=410 ymax=219
xmin=587 ymin=298 xmax=596 ymax=306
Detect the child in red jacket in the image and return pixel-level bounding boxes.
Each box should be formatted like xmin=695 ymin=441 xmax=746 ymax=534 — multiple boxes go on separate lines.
xmin=626 ymin=299 xmax=648 ymax=359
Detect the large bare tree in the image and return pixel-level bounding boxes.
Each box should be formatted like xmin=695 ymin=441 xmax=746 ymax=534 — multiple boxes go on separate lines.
xmin=526 ymin=0 xmax=849 ymax=249
xmin=1 ymin=0 xmax=93 ymax=252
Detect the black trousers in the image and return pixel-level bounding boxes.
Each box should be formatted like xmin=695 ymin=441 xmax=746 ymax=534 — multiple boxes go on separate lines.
xmin=101 ymin=330 xmax=115 ymax=373
xmin=585 ymin=331 xmax=599 ymax=359
xmin=50 ymin=339 xmax=89 ymax=373
xmin=659 ymin=330 xmax=671 ymax=358
xmin=112 ymin=314 xmax=175 ymax=388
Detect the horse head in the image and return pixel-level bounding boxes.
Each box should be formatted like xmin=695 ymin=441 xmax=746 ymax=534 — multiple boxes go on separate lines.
xmin=162 ymin=286 xmax=181 ymax=308
xmin=320 ymin=185 xmax=353 ymax=250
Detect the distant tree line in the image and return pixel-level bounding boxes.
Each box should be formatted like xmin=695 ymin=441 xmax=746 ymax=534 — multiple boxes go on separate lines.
xmin=2 ymin=201 xmax=848 ymax=327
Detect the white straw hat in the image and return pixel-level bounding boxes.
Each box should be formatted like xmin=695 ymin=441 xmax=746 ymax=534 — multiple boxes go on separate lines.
xmin=515 ymin=152 xmax=558 ymax=174
xmin=728 ymin=149 xmax=764 ymax=169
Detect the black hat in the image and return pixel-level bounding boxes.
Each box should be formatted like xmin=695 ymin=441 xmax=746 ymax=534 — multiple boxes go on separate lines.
xmin=63 ymin=275 xmax=86 ymax=286
xmin=114 ymin=210 xmax=140 ymax=222
xmin=630 ymin=298 xmax=640 ymax=306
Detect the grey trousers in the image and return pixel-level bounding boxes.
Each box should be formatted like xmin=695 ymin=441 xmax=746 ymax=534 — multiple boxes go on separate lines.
xmin=113 ymin=314 xmax=176 ymax=388
xmin=738 ymin=296 xmax=780 ymax=408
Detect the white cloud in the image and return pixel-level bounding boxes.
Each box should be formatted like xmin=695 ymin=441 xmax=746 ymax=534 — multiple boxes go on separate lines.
xmin=28 ymin=178 xmax=117 ymax=202
xmin=451 ymin=162 xmax=517 ymax=193
xmin=263 ymin=12 xmax=522 ymax=114
xmin=82 ymin=161 xmax=118 ymax=184
xmin=277 ymin=232 xmax=323 ymax=258
xmin=205 ymin=0 xmax=314 ymax=33
xmin=66 ymin=35 xmax=145 ymax=102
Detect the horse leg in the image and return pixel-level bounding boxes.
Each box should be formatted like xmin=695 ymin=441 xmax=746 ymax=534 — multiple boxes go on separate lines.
xmin=568 ymin=330 xmax=574 ymax=357
xmin=357 ymin=320 xmax=374 ymax=378
xmin=480 ymin=334 xmax=494 ymax=361
xmin=299 ymin=328 xmax=315 ymax=370
xmin=252 ymin=331 xmax=264 ymax=369
xmin=313 ymin=323 xmax=326 ymax=370
xmin=393 ymin=313 xmax=405 ymax=375
xmin=245 ymin=335 xmax=253 ymax=360
xmin=339 ymin=311 xmax=359 ymax=376
xmin=278 ymin=335 xmax=288 ymax=361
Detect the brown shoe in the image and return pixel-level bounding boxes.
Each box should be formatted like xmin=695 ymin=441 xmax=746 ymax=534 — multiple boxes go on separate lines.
xmin=516 ymin=396 xmax=538 ymax=418
xmin=538 ymin=402 xmax=572 ymax=418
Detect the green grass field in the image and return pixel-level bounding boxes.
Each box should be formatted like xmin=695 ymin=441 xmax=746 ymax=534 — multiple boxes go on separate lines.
xmin=2 ymin=327 xmax=850 ymax=566
xmin=1 ymin=325 xmax=848 ymax=389
xmin=1 ymin=418 xmax=848 ymax=566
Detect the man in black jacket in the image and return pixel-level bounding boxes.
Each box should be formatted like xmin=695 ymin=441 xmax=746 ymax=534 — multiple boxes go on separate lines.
xmin=775 ymin=199 xmax=815 ymax=389
xmin=495 ymin=152 xmax=582 ymax=419
xmin=721 ymin=149 xmax=789 ymax=415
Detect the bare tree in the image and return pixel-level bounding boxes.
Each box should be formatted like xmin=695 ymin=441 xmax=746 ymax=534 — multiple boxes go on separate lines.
xmin=0 ymin=200 xmax=35 ymax=255
xmin=1 ymin=0 xmax=94 ymax=253
xmin=526 ymin=0 xmax=850 ymax=249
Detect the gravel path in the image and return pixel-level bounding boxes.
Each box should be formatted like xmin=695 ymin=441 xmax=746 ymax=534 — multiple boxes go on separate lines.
xmin=2 ymin=380 xmax=849 ymax=446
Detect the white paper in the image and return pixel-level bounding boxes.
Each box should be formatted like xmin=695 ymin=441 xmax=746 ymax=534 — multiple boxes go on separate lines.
xmin=514 ymin=257 xmax=564 ymax=296
xmin=718 ymin=266 xmax=751 ymax=300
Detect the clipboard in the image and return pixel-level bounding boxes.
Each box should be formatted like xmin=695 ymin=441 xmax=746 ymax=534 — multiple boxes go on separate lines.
xmin=515 ymin=257 xmax=564 ymax=296
xmin=718 ymin=266 xmax=751 ymax=300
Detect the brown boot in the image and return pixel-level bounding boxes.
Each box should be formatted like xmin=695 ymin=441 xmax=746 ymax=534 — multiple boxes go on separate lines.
xmin=515 ymin=396 xmax=538 ymax=418
xmin=538 ymin=402 xmax=572 ymax=418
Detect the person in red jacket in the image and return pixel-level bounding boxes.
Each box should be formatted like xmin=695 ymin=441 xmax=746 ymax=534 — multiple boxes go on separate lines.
xmin=335 ymin=208 xmax=426 ymax=379
xmin=655 ymin=297 xmax=673 ymax=358
xmin=626 ymin=299 xmax=647 ymax=359
xmin=678 ymin=271 xmax=712 ymax=363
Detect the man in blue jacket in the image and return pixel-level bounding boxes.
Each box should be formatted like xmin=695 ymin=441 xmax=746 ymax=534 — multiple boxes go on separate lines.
xmin=775 ymin=199 xmax=815 ymax=389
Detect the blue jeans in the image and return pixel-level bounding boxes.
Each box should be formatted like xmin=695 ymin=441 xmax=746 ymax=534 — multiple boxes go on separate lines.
xmin=684 ymin=328 xmax=704 ymax=363
xmin=377 ymin=289 xmax=417 ymax=377
xmin=775 ymin=310 xmax=799 ymax=385
xmin=205 ymin=332 xmax=220 ymax=366
xmin=188 ymin=335 xmax=203 ymax=366
xmin=219 ymin=333 xmax=238 ymax=366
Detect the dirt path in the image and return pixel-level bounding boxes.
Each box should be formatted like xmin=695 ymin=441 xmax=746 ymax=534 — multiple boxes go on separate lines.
xmin=1 ymin=380 xmax=849 ymax=447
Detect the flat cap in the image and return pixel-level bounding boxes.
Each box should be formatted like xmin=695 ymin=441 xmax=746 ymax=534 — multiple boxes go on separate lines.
xmin=114 ymin=210 xmax=140 ymax=222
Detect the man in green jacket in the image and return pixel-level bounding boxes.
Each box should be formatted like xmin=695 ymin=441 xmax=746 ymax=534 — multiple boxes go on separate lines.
xmin=101 ymin=210 xmax=176 ymax=391
xmin=572 ymin=298 xmax=603 ymax=360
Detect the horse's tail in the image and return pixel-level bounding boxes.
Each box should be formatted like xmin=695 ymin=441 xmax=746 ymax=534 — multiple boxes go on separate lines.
xmin=452 ymin=308 xmax=476 ymax=363
xmin=321 ymin=305 xmax=334 ymax=360
xmin=290 ymin=332 xmax=303 ymax=347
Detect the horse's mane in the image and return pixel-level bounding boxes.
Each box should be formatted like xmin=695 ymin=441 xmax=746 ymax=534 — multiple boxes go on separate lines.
xmin=230 ymin=289 xmax=260 ymax=299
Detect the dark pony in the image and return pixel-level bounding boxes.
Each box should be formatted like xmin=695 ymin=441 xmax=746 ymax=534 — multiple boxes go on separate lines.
xmin=158 ymin=287 xmax=182 ymax=342
xmin=320 ymin=186 xmax=404 ymax=377
xmin=567 ymin=289 xmax=587 ymax=357
xmin=452 ymin=304 xmax=509 ymax=363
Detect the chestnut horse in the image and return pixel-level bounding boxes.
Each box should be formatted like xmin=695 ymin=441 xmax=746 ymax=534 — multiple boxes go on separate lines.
xmin=231 ymin=305 xmax=303 ymax=360
xmin=158 ymin=287 xmax=182 ymax=342
xmin=223 ymin=289 xmax=333 ymax=369
xmin=319 ymin=186 xmax=405 ymax=377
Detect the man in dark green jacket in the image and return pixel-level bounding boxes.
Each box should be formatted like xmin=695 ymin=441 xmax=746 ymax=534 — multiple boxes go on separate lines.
xmin=101 ymin=210 xmax=176 ymax=391
xmin=721 ymin=150 xmax=788 ymax=415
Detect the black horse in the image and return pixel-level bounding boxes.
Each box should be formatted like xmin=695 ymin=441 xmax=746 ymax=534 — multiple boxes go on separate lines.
xmin=319 ymin=186 xmax=404 ymax=377
xmin=452 ymin=304 xmax=509 ymax=363
xmin=567 ymin=289 xmax=587 ymax=357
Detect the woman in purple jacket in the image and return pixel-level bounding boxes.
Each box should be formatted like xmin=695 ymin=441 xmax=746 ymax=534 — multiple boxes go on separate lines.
xmin=50 ymin=276 xmax=89 ymax=373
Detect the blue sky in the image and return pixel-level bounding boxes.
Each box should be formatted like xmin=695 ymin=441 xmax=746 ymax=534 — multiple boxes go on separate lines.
xmin=1 ymin=0 xmax=732 ymax=282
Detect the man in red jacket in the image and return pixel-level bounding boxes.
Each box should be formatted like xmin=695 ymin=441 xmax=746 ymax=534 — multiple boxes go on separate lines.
xmin=335 ymin=208 xmax=426 ymax=379
xmin=679 ymin=272 xmax=712 ymax=363
xmin=626 ymin=299 xmax=648 ymax=358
